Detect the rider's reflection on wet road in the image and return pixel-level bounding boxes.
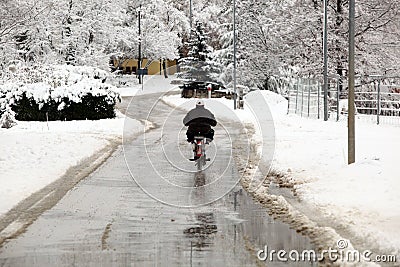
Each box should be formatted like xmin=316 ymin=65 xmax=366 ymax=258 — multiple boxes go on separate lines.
xmin=185 ymin=171 xmax=218 ymax=265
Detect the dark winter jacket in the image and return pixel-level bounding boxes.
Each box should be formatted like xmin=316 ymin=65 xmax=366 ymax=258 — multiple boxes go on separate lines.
xmin=183 ymin=106 xmax=217 ymax=127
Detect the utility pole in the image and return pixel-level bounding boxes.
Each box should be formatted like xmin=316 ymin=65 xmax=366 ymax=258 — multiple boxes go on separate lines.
xmin=138 ymin=5 xmax=142 ymax=85
xmin=189 ymin=0 xmax=193 ymax=29
xmin=348 ymin=0 xmax=355 ymax=164
xmin=323 ymin=0 xmax=328 ymax=121
xmin=233 ymin=0 xmax=237 ymax=110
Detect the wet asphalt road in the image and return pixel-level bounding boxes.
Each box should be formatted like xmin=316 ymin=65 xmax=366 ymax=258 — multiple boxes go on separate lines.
xmin=0 ymin=92 xmax=315 ymax=266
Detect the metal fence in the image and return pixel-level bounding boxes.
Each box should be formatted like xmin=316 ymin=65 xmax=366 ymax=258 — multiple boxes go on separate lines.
xmin=287 ymin=76 xmax=400 ymax=125
xmin=287 ymin=78 xmax=323 ymax=119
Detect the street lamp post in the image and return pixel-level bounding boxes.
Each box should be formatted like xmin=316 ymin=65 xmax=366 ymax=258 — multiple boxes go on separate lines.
xmin=323 ymin=0 xmax=328 ymax=121
xmin=348 ymin=0 xmax=355 ymax=164
xmin=233 ymin=0 xmax=237 ymax=110
xmin=189 ymin=0 xmax=193 ymax=29
xmin=138 ymin=5 xmax=142 ymax=85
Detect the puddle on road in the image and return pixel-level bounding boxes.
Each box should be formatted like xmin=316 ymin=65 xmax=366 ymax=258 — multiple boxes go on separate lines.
xmin=184 ymin=171 xmax=317 ymax=267
xmin=184 ymin=213 xmax=217 ymax=249
xmin=184 ymin=172 xmax=218 ymax=251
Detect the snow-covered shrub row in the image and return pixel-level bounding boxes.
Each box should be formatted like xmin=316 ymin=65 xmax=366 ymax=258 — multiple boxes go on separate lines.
xmin=0 ymin=64 xmax=120 ymax=121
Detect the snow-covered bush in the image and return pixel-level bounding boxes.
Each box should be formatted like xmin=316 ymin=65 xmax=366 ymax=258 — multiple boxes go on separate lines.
xmin=0 ymin=106 xmax=17 ymax=129
xmin=0 ymin=64 xmax=120 ymax=121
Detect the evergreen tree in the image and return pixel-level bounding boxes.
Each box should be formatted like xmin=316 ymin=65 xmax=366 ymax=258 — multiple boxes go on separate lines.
xmin=178 ymin=22 xmax=220 ymax=82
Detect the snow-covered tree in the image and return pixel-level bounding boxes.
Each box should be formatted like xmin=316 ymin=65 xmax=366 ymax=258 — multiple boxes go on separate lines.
xmin=0 ymin=0 xmax=53 ymax=69
xmin=199 ymin=2 xmax=236 ymax=86
xmin=0 ymin=106 xmax=17 ymax=129
xmin=178 ymin=22 xmax=221 ymax=82
xmin=136 ymin=0 xmax=188 ymax=60
xmin=0 ymin=0 xmax=398 ymax=81
xmin=233 ymin=0 xmax=399 ymax=88
xmin=0 ymin=0 xmax=186 ymax=71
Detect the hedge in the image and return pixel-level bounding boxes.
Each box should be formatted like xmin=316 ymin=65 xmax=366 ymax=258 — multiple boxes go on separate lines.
xmin=0 ymin=65 xmax=120 ymax=121
xmin=10 ymin=92 xmax=117 ymax=121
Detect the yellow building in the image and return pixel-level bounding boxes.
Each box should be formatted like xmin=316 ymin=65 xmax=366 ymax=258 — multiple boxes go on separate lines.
xmin=110 ymin=58 xmax=179 ymax=75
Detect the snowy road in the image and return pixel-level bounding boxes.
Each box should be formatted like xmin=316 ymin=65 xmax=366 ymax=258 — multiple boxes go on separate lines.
xmin=0 ymin=92 xmax=314 ymax=266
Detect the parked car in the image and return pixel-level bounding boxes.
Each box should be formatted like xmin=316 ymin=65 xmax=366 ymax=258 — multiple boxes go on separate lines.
xmin=180 ymin=81 xmax=230 ymax=98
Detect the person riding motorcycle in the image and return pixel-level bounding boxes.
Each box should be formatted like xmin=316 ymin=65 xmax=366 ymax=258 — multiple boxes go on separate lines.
xmin=183 ymin=100 xmax=217 ymax=149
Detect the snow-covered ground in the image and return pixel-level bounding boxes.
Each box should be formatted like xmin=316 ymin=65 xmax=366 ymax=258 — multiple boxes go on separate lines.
xmin=162 ymin=90 xmax=400 ymax=258
xmin=0 ymin=113 xmax=142 ymax=217
xmin=0 ymin=74 xmax=177 ymax=217
xmin=271 ymin=101 xmax=400 ymax=257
